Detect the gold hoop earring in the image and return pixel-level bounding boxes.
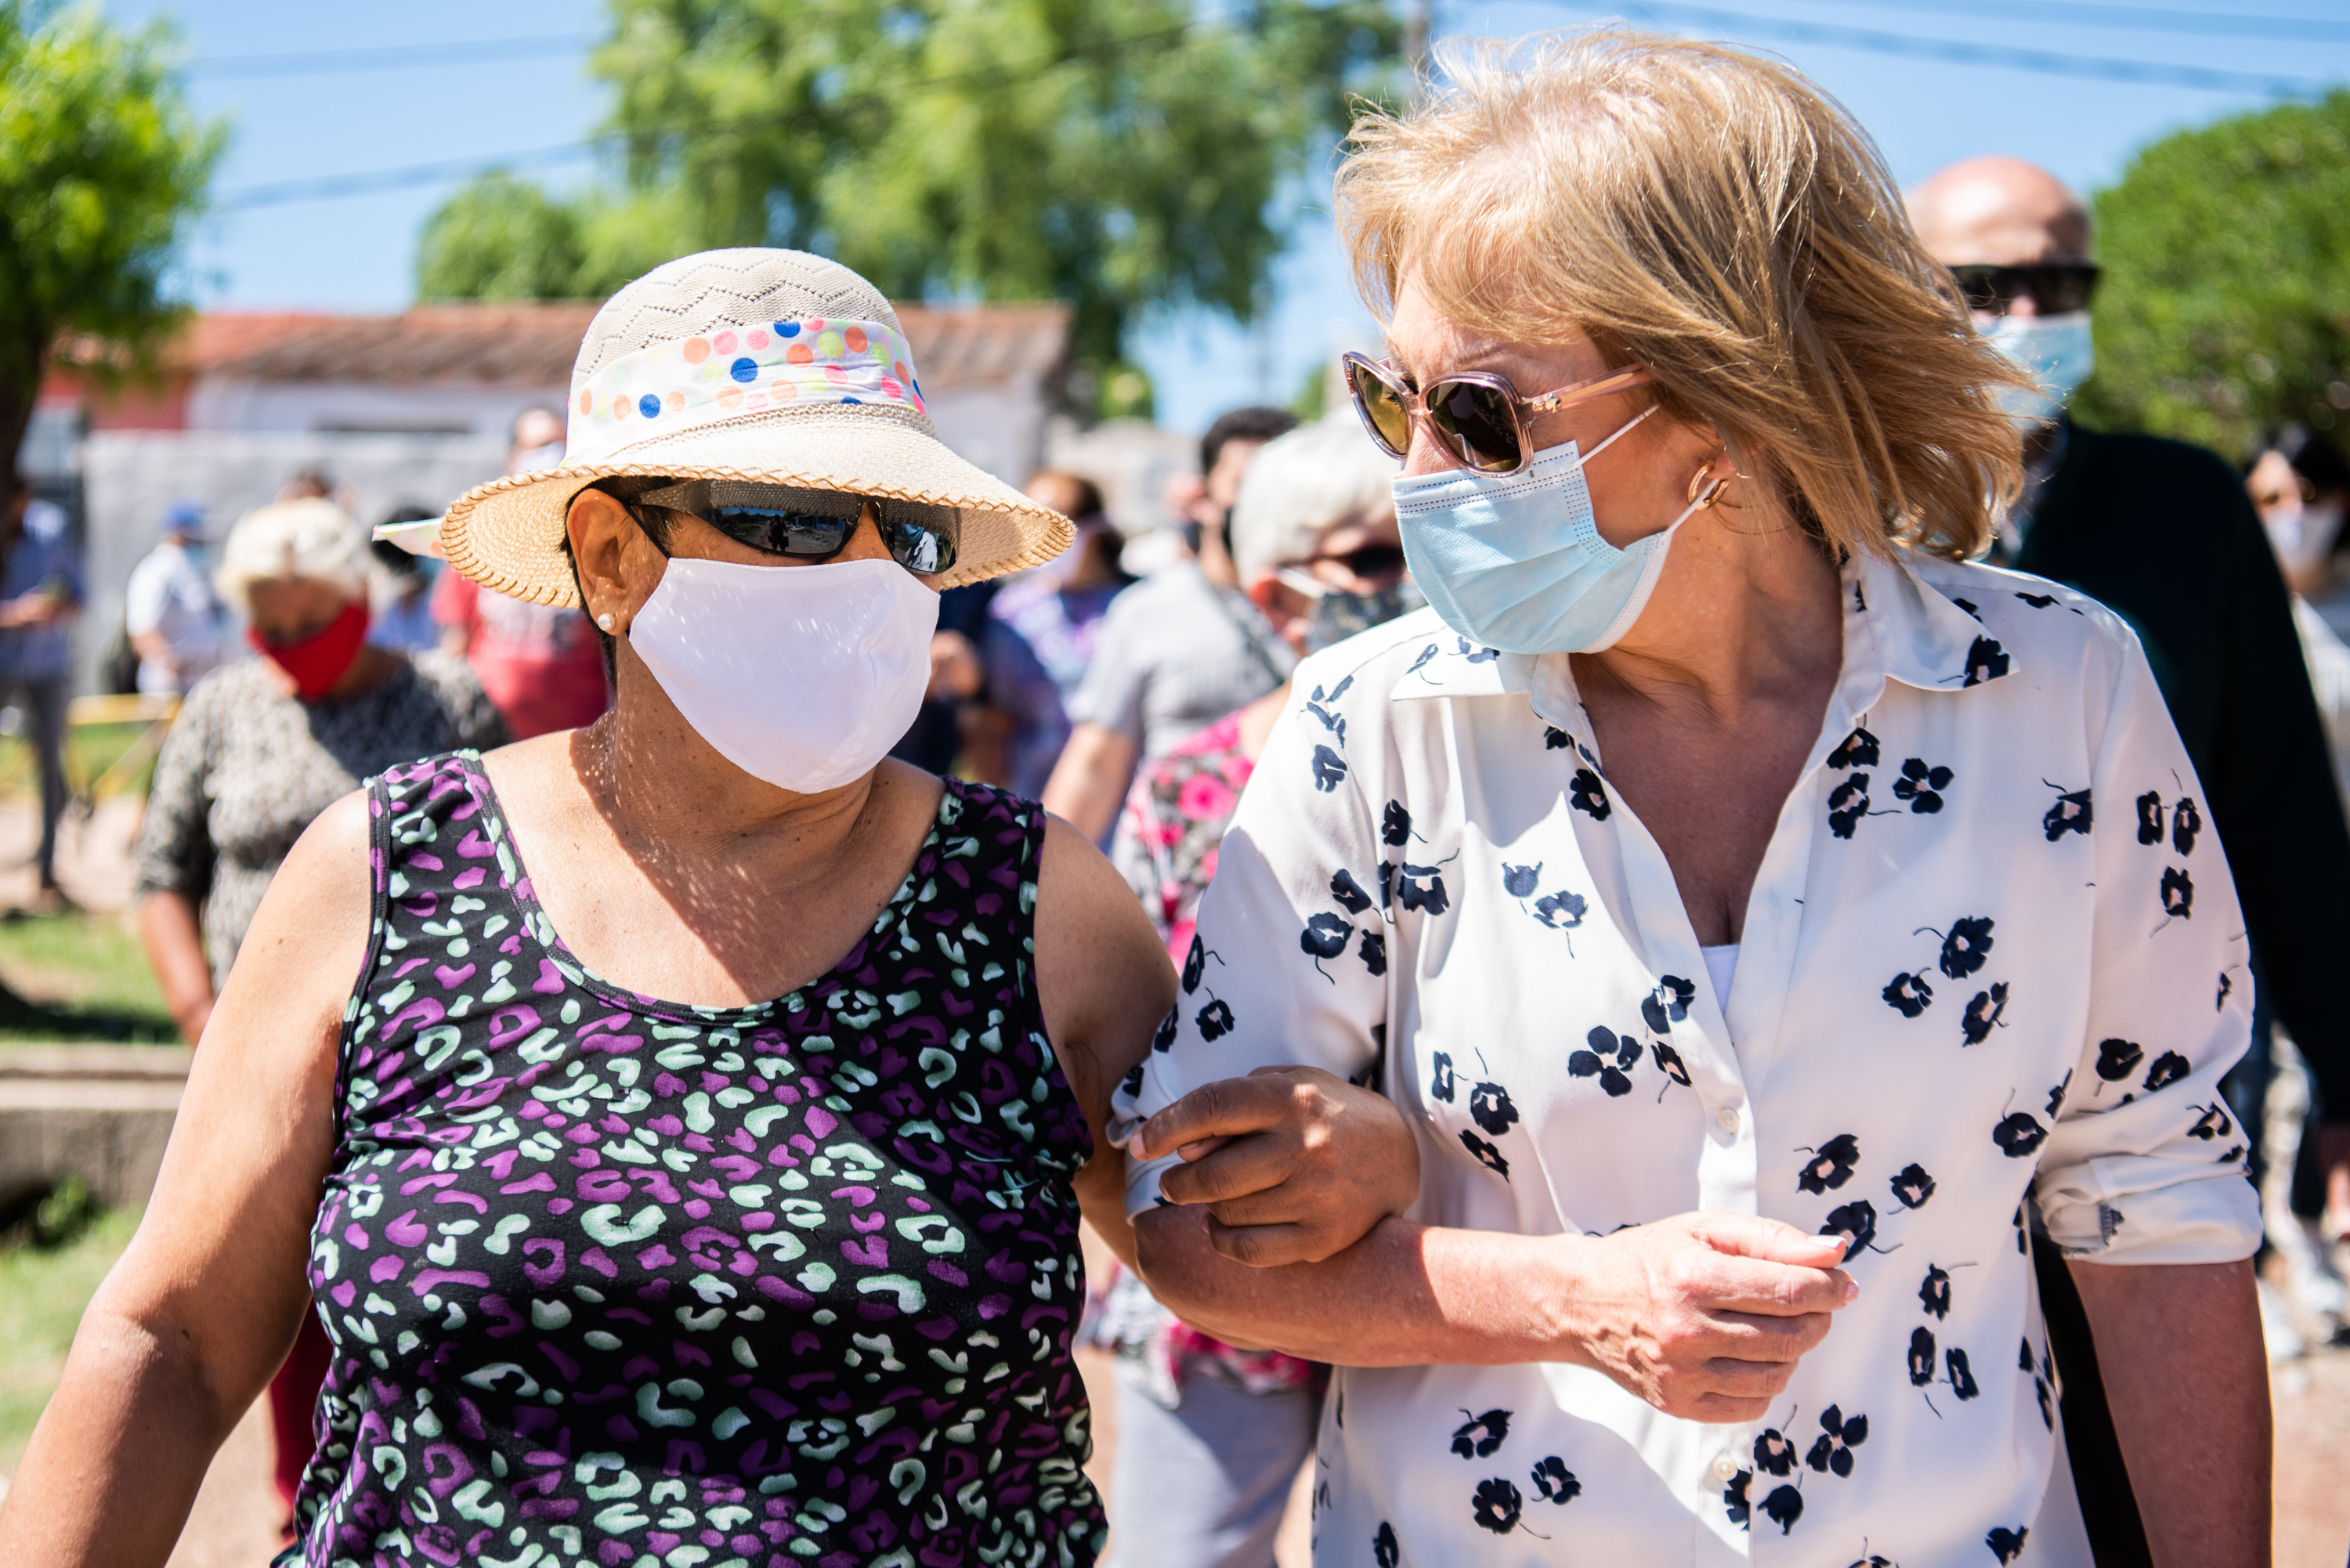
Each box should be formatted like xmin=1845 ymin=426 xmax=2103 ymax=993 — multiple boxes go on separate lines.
xmin=1686 ymin=453 xmax=1752 ymax=511
xmin=1686 ymin=463 xmax=1732 ymax=511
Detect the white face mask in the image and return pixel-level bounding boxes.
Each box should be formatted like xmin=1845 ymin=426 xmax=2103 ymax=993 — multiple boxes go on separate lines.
xmin=628 ymin=555 xmax=939 ymax=793
xmin=2267 ymin=497 xmax=2346 ymax=580
xmin=1981 ymin=312 xmax=2095 ymax=424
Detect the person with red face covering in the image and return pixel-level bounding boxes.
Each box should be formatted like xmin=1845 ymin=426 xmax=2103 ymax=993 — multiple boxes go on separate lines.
xmin=128 ymin=495 xmax=504 ymax=1533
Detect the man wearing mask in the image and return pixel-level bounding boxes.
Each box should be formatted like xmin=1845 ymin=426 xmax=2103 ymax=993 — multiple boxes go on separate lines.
xmin=124 ymin=500 xmax=228 ymax=695
xmin=1043 ymin=406 xmax=1297 ymax=840
xmin=1914 ymin=154 xmax=2350 ymax=1559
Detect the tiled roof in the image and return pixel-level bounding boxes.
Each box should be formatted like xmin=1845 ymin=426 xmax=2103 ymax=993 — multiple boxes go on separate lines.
xmin=895 ymin=304 xmax=1071 ymax=388
xmin=199 ymin=305 xmax=603 ymax=385
xmin=172 ymin=300 xmax=1069 ymax=391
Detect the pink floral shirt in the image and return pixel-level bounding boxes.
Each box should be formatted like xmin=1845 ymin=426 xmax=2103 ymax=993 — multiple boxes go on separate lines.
xmin=1112 ymin=712 xmax=1255 ymax=960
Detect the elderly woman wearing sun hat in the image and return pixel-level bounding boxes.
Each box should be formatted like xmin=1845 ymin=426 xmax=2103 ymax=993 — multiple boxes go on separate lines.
xmin=0 ymin=248 xmax=1415 ymax=1568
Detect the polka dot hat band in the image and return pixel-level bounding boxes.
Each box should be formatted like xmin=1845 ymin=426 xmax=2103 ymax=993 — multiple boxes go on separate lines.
xmin=567 ymin=316 xmax=926 ymax=464
xmin=439 ymin=247 xmax=1072 ymax=608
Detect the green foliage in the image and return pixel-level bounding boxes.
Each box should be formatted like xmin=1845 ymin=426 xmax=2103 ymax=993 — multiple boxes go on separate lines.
xmin=416 ymin=1 xmax=1399 ymax=388
xmin=2077 ymin=89 xmax=2350 ymax=456
xmin=1096 ymin=361 xmax=1155 ymax=421
xmin=31 ymin=1176 xmax=93 ymax=1248
xmin=415 ymin=171 xmax=588 ymax=301
xmin=0 ymin=2 xmax=222 ymax=473
xmin=1292 ymin=354 xmax=1329 ymax=421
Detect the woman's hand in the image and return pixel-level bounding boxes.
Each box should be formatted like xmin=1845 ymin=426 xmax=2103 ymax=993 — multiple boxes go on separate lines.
xmin=1561 ymin=1210 xmax=1857 ymax=1423
xmin=1132 ymin=1066 xmax=1421 ymax=1267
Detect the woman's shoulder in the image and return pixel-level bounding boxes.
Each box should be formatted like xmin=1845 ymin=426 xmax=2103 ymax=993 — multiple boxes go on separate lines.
xmin=1903 ymin=551 xmax=2145 ymax=674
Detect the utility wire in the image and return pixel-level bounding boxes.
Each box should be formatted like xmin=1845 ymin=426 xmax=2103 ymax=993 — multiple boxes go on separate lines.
xmin=1539 ymin=0 xmax=2334 ymax=95
xmin=216 ymin=139 xmax=617 ymax=211
xmin=1830 ymin=0 xmax=2350 ymax=46
xmin=186 ymin=33 xmax=595 ymax=79
xmin=215 ymin=3 xmax=2341 ymax=211
xmin=215 ymin=21 xmax=1202 ymax=211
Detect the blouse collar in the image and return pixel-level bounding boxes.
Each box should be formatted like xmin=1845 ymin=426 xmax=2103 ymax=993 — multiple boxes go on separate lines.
xmin=1390 ymin=545 xmax=2022 ymax=764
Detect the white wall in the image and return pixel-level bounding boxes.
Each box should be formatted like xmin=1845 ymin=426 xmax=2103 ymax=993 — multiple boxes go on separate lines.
xmin=187 ymin=378 xmax=569 ymax=437
xmin=1043 ymin=417 xmax=1198 ymax=538
xmin=78 ymin=432 xmax=506 ymax=695
xmin=922 ymin=381 xmax=1050 ymax=487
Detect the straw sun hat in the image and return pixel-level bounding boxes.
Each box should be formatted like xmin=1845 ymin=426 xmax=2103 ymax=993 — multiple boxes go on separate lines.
xmin=439 ymin=248 xmax=1074 ymax=605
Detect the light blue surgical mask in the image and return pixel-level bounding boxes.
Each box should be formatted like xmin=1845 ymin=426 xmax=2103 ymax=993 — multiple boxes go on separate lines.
xmin=1390 ymin=406 xmax=1722 ymax=655
xmin=1983 ymin=311 xmax=2094 ymax=423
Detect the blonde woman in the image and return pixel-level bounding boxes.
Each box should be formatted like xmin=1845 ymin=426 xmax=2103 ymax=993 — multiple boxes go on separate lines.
xmin=1115 ymin=32 xmax=2266 ymax=1564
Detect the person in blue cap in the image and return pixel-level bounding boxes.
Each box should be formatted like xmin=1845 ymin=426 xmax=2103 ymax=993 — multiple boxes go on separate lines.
xmin=125 ymin=498 xmax=227 ymax=697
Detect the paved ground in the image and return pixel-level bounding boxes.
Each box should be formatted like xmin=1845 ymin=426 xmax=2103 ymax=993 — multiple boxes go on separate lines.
xmin=0 ymin=794 xmax=141 ymax=916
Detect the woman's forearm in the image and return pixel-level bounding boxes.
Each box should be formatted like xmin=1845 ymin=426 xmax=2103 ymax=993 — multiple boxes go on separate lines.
xmin=0 ymin=1301 xmax=247 ymax=1564
xmin=2069 ymin=1259 xmax=2269 ymax=1567
xmin=136 ymin=891 xmax=214 ymax=1044
xmin=1133 ymin=1206 xmax=1584 ymax=1367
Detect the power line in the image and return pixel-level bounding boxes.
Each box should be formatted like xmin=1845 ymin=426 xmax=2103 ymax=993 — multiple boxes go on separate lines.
xmin=186 ymin=32 xmax=595 ymax=79
xmin=1539 ymin=0 xmax=2334 ymax=95
xmin=216 ymin=139 xmax=617 ymax=211
xmin=212 ymin=20 xmax=1203 ymax=212
xmin=1834 ymin=0 xmax=2350 ymax=46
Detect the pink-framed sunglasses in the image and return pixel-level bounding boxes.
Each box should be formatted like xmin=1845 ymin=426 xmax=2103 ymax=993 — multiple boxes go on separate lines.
xmin=1342 ymin=350 xmax=1658 ymax=475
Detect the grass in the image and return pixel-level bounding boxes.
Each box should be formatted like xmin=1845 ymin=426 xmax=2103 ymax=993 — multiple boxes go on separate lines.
xmin=0 ymin=1206 xmax=139 ymax=1479
xmin=0 ymin=911 xmax=177 ymax=1046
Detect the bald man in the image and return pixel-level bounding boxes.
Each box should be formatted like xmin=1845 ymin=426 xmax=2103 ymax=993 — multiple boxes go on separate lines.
xmin=1918 ymin=155 xmax=2350 ymax=1560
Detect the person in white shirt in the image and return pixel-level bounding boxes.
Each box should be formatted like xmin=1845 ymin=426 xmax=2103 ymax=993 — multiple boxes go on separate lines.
xmin=1111 ymin=30 xmax=2266 ymax=1566
xmin=124 ymin=499 xmax=227 ymax=696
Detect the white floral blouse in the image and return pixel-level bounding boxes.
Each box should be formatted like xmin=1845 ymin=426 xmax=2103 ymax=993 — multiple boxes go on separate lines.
xmin=1112 ymin=547 xmax=2259 ymax=1566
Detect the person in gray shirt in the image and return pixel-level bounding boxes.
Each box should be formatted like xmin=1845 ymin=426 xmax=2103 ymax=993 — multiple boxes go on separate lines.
xmin=1043 ymin=407 xmax=1296 ymax=839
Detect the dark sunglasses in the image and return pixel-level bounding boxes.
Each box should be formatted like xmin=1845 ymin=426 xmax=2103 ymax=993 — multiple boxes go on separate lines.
xmin=636 ymin=479 xmax=957 ymax=575
xmin=1343 ymin=351 xmax=1657 ymax=475
xmin=1947 ymin=262 xmax=2102 ymax=317
xmin=1312 ymin=542 xmax=1408 ymax=580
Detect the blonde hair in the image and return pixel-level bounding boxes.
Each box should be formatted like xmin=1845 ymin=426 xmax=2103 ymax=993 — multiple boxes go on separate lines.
xmin=1229 ymin=414 xmax=1400 ymax=583
xmin=1336 ymin=29 xmax=2029 ymax=560
xmin=215 ymin=497 xmax=371 ymax=612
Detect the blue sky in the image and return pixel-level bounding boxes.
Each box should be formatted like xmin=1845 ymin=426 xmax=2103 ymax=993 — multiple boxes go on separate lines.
xmin=106 ymin=0 xmax=2350 ymax=435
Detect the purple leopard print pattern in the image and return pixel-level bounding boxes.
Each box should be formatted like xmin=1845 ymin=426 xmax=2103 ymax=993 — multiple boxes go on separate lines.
xmin=287 ymin=753 xmax=1103 ymax=1568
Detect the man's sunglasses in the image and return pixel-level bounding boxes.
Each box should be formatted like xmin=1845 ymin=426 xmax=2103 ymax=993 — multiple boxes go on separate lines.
xmin=1314 ymin=543 xmax=1408 ymax=580
xmin=1947 ymin=262 xmax=2102 ymax=317
xmin=1343 ymin=350 xmax=1657 ymax=476
xmin=635 ymin=479 xmax=956 ymax=575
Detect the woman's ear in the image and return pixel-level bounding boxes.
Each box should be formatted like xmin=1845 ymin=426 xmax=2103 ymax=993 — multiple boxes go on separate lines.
xmin=567 ymin=489 xmax=662 ymax=633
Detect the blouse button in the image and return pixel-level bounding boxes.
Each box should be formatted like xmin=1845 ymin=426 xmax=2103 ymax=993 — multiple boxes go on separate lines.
xmin=1715 ymin=1107 xmax=1740 ymax=1133
xmin=1710 ymin=1451 xmax=1741 ymax=1480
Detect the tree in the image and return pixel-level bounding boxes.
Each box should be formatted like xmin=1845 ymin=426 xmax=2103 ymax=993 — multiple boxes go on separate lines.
xmin=0 ymin=2 xmax=222 ymax=492
xmin=415 ymin=0 xmax=1399 ymax=401
xmin=2076 ymin=89 xmax=2350 ymax=457
xmin=414 ymin=171 xmax=588 ymax=302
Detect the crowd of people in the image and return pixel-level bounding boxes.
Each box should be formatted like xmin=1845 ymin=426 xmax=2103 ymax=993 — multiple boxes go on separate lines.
xmin=0 ymin=25 xmax=2345 ymax=1568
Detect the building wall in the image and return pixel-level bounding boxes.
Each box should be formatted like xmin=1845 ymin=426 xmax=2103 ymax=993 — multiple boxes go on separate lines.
xmin=186 ymin=378 xmax=569 ymax=437
xmin=78 ymin=432 xmax=506 ymax=697
xmin=922 ymin=380 xmax=1050 ymax=486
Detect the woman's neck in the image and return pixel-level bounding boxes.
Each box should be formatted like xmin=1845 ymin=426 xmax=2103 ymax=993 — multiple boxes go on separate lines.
xmin=584 ymin=658 xmax=882 ymax=875
xmin=1577 ymin=508 xmax=1844 ymax=724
